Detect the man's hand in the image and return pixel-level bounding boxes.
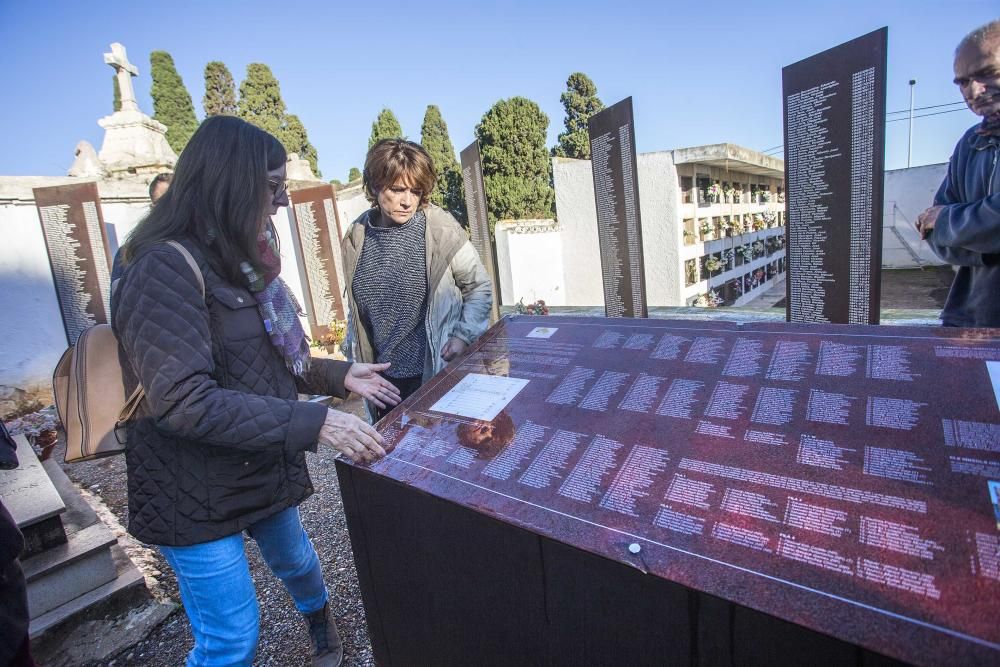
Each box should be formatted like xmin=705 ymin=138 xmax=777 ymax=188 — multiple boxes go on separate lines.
xmin=440 ymin=337 xmax=468 ymax=362
xmin=344 ymin=362 xmax=401 ymax=409
xmin=318 ymin=408 xmax=386 ymax=464
xmin=916 ymin=205 xmax=944 ymax=239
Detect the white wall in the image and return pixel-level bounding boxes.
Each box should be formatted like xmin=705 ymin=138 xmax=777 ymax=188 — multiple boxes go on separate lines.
xmin=882 ymin=163 xmax=948 ymax=268
xmin=636 ymin=152 xmax=682 ymax=306
xmin=494 ymin=220 xmax=564 ymax=306
xmin=552 ymin=158 xmax=604 ymax=306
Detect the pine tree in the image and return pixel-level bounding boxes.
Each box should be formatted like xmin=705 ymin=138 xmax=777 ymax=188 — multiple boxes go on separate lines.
xmin=113 ymin=75 xmax=121 ymax=112
xmin=368 ymin=108 xmax=403 ymax=148
xmin=282 ymin=114 xmax=321 ymax=178
xmin=203 ymin=61 xmax=237 ymax=116
xmin=476 ymin=97 xmax=555 ymax=230
xmin=237 ymin=63 xmax=287 ymax=139
xmin=420 ymin=105 xmax=466 ymax=222
xmin=149 ymin=50 xmax=199 ymax=154
xmin=348 ymin=167 xmax=362 ymax=182
xmin=553 ymin=72 xmax=604 ymax=159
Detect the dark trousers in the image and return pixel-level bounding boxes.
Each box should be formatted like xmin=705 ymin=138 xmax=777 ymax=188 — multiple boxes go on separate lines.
xmin=374 ymin=374 xmax=423 ymax=422
xmin=0 ymin=559 xmax=34 ymax=667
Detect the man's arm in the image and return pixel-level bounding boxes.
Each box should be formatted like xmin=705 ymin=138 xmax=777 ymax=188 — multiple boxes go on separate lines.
xmin=920 ymin=159 xmax=993 ymax=265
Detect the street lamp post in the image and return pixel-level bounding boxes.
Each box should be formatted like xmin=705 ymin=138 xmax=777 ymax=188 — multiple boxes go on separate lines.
xmin=907 ymin=79 xmax=917 ymax=168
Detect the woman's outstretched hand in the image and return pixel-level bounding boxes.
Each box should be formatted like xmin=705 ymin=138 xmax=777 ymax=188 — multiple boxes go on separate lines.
xmin=318 ymin=409 xmax=386 ymax=463
xmin=344 ymin=362 xmax=402 ymax=409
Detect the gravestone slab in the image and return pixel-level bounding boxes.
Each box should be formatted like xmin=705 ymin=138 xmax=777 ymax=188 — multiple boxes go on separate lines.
xmin=587 ymin=97 xmax=647 ymax=318
xmin=0 ymin=435 xmax=66 ymax=555
xmin=783 ymin=28 xmax=887 ymax=324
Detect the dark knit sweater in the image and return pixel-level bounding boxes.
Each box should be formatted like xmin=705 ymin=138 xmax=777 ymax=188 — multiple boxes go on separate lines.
xmin=353 ymin=210 xmax=428 ymax=378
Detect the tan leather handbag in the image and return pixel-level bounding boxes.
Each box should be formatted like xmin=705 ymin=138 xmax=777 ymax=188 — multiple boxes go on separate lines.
xmin=53 ymin=241 xmax=204 ymax=462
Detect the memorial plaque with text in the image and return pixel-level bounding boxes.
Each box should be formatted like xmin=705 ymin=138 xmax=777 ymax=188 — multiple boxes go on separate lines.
xmin=33 ymin=182 xmax=113 ymax=346
xmin=349 ymin=315 xmax=1000 ymax=665
xmin=783 ymin=28 xmax=887 ymax=324
xmin=288 ymin=184 xmax=346 ymax=339
xmin=460 ymin=140 xmax=501 ymax=323
xmin=588 ymin=97 xmax=647 ymax=318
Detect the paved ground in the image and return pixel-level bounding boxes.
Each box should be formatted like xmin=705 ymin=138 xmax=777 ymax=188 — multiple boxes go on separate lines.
xmin=742 ymin=267 xmax=954 ymax=312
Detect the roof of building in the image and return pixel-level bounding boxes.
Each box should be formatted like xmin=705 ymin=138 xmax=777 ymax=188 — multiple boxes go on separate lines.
xmin=670 ymin=143 xmax=784 ymax=177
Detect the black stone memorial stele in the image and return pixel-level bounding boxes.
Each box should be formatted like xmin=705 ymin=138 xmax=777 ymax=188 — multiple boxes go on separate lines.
xmin=587 ymin=97 xmax=647 ymax=318
xmin=783 ymin=28 xmax=887 ymax=325
xmin=287 ymin=183 xmax=346 ymax=341
xmin=33 ymin=182 xmax=113 ymax=346
xmin=460 ymin=140 xmax=501 ymax=324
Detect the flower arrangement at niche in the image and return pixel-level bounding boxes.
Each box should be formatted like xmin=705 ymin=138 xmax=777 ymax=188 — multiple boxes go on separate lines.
xmin=752 ymin=240 xmax=766 ymax=256
xmin=739 ymin=244 xmax=754 ymax=263
xmin=704 ymin=256 xmax=723 ymax=273
xmin=693 ymin=289 xmax=722 ymax=308
xmin=724 ymin=186 xmax=736 ymax=203
xmin=752 ymin=214 xmax=767 ymax=231
xmin=721 ymin=249 xmax=734 ymax=267
xmin=515 ymin=298 xmax=550 ymax=315
xmin=706 ymin=183 xmax=722 ymax=202
xmin=6 ymin=407 xmax=59 ymax=459
xmin=761 ymin=191 xmax=774 ymax=203
xmin=699 ymin=220 xmax=713 ymax=237
xmin=311 ymin=320 xmax=348 ymax=350
xmin=762 ymin=210 xmax=777 ymax=226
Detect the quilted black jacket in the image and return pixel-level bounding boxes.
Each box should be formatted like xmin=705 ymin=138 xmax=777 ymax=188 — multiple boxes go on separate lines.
xmin=111 ymin=239 xmax=349 ymax=546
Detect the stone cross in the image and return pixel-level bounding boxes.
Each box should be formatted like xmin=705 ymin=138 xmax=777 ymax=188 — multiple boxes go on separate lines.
xmin=104 ymin=43 xmax=139 ymax=113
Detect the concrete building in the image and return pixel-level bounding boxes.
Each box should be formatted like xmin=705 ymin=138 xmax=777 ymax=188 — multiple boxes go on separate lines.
xmin=496 ymin=144 xmax=788 ymax=309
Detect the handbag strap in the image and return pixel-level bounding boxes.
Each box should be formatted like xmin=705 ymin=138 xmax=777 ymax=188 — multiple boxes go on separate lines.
xmin=116 ymin=240 xmax=205 ymax=422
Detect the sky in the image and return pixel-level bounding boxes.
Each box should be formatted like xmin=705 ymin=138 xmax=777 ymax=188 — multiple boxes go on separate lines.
xmin=0 ymin=1 xmax=996 ymax=181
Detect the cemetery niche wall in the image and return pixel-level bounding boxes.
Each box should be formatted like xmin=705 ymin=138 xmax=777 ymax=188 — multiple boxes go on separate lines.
xmin=339 ymin=315 xmax=1000 ymax=665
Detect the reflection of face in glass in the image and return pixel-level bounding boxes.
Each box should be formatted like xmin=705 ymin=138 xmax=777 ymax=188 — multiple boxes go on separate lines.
xmin=457 ymin=412 xmax=516 ymax=459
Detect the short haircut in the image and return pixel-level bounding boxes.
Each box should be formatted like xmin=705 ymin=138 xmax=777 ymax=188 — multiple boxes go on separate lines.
xmin=956 ymin=19 xmax=1000 ymax=56
xmin=363 ymin=139 xmax=437 ymax=209
xmin=148 ymin=172 xmax=173 ymax=200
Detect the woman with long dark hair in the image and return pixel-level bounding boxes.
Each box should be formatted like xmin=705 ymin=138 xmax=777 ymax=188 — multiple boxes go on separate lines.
xmin=114 ymin=115 xmax=399 ymax=666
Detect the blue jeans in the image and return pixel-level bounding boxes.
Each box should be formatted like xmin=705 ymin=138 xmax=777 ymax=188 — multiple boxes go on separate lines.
xmin=159 ymin=506 xmax=328 ymax=667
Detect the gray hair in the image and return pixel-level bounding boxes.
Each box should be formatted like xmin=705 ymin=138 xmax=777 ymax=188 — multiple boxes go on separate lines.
xmin=957 ymin=19 xmax=1000 ymax=56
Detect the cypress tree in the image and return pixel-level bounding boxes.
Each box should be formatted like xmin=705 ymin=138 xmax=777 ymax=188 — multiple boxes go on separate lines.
xmin=113 ymin=75 xmax=121 ymax=112
xmin=237 ymin=65 xmax=321 ymax=177
xmin=348 ymin=167 xmax=362 ymax=182
xmin=368 ymin=108 xmax=403 ymax=148
xmin=203 ymin=61 xmax=237 ymax=116
xmin=553 ymin=72 xmax=604 ymax=159
xmin=149 ymin=50 xmax=199 ymax=154
xmin=476 ymin=97 xmax=554 ymax=230
xmin=420 ymin=104 xmax=466 ymax=222
xmin=237 ymin=63 xmax=286 ymax=139
xmin=283 ymin=114 xmax=321 ymax=178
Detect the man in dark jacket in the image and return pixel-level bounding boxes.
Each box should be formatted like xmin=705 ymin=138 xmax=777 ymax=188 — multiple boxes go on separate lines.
xmin=917 ymin=20 xmax=1000 ymax=328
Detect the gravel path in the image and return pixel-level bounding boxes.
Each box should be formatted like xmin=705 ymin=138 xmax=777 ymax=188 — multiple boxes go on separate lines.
xmin=60 ymin=396 xmax=375 ymax=667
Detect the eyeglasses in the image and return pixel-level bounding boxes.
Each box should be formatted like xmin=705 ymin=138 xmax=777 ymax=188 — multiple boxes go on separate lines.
xmin=268 ymin=179 xmax=289 ymax=199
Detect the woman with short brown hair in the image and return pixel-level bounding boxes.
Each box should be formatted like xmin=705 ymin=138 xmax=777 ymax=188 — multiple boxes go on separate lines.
xmin=342 ymin=139 xmax=493 ymax=421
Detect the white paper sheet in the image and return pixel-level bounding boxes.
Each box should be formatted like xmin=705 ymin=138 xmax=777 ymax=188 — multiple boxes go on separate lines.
xmin=988 ymin=361 xmax=1000 ymax=411
xmin=428 ymin=373 xmax=529 ymax=421
xmin=526 ymin=327 xmax=558 ymax=339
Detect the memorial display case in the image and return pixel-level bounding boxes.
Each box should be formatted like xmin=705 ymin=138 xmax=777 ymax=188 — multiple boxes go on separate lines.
xmin=339 ymin=314 xmax=1000 ymax=665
